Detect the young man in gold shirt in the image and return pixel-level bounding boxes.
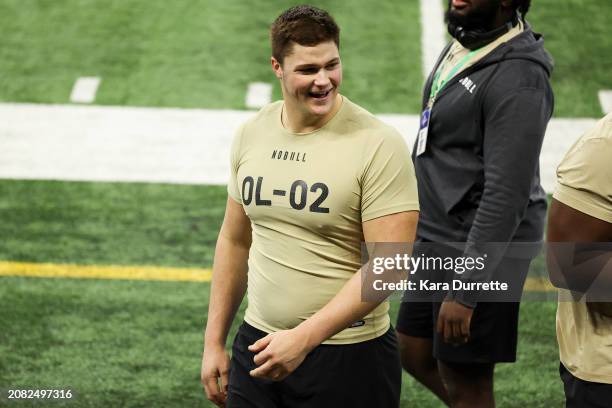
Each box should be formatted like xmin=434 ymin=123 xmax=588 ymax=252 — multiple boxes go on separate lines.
xmin=201 ymin=5 xmax=419 ymax=407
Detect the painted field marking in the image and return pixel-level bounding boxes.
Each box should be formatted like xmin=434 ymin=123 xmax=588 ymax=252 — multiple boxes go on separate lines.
xmin=70 ymin=77 xmax=101 ymax=104
xmin=0 ymin=260 xmax=556 ymax=291
xmin=0 ymin=102 xmax=597 ymax=192
xmin=245 ymin=82 xmax=272 ymax=109
xmin=523 ymin=276 xmax=556 ymax=292
xmin=598 ymin=90 xmax=612 ymax=114
xmin=0 ymin=261 xmax=212 ymax=282
xmin=419 ymin=0 xmax=447 ymax=79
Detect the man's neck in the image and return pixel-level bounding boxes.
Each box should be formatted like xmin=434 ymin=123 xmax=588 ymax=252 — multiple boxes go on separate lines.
xmin=282 ymin=96 xmax=343 ymax=134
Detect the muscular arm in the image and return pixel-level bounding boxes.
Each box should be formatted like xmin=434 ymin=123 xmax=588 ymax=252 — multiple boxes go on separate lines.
xmin=249 ymin=210 xmax=419 ymax=380
xmin=295 ymin=210 xmax=419 ymax=347
xmin=546 ymin=198 xmax=612 ymax=297
xmin=547 ymin=198 xmax=612 ymax=242
xmin=201 ymin=197 xmax=251 ymax=406
xmin=205 ymin=197 xmax=252 ymax=346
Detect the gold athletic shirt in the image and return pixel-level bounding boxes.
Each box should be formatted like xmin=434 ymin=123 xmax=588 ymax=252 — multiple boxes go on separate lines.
xmin=554 ymin=113 xmax=612 ymax=383
xmin=227 ymin=96 xmax=419 ymax=344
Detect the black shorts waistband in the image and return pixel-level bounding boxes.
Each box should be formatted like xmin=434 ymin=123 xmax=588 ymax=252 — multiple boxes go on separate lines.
xmin=238 ymin=321 xmax=394 ymax=347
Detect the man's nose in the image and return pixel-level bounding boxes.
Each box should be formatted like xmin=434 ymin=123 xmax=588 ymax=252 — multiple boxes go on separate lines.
xmin=313 ymin=69 xmax=330 ymax=87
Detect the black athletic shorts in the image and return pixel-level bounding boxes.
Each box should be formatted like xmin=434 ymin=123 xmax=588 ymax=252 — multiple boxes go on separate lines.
xmin=227 ymin=322 xmax=401 ymax=408
xmin=560 ymin=363 xmax=612 ymax=408
xmin=395 ymin=241 xmax=531 ymax=363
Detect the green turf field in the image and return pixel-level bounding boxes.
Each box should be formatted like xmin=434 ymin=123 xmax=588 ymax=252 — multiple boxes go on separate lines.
xmin=0 ymin=0 xmax=422 ymax=114
xmin=0 ymin=0 xmax=609 ymax=116
xmin=0 ymin=277 xmax=563 ymax=407
xmin=1 ymin=0 xmax=609 ymax=405
xmin=527 ymin=0 xmax=612 ymax=117
xmin=0 ymin=180 xmax=565 ymax=407
xmin=0 ymin=180 xmax=226 ymax=267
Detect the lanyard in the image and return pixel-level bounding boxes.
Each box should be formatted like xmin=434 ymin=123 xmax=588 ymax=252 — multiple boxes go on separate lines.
xmin=428 ymin=48 xmax=479 ymax=107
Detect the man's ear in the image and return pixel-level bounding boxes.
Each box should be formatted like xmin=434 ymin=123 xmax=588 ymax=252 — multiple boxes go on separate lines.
xmin=501 ymin=0 xmax=514 ymax=9
xmin=271 ymin=57 xmax=283 ymax=79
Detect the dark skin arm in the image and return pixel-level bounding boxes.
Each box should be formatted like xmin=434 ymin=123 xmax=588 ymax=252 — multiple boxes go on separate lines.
xmin=547 ymin=198 xmax=612 ymax=312
xmin=547 ymin=198 xmax=612 ymax=242
xmin=438 ymin=199 xmax=612 ymax=345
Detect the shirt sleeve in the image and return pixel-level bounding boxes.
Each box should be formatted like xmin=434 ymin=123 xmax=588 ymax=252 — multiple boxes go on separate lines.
xmin=554 ymin=137 xmax=612 ymax=223
xmin=449 ymin=86 xmax=553 ymax=307
xmin=360 ymin=129 xmax=420 ymax=222
xmin=227 ymin=124 xmax=246 ymax=204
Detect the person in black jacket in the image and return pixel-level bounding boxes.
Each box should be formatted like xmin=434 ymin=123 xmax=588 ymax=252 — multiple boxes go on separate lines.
xmin=396 ymin=0 xmax=553 ymax=406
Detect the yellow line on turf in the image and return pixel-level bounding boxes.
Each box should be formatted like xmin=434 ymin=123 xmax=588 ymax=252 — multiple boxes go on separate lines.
xmin=0 ymin=261 xmax=557 ymax=291
xmin=523 ymin=276 xmax=557 ymax=292
xmin=0 ymin=261 xmax=212 ymax=282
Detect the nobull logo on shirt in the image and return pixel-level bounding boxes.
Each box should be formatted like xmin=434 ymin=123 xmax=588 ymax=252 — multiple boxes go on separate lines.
xmin=271 ymin=149 xmax=307 ymax=163
xmin=459 ymin=77 xmax=477 ymax=94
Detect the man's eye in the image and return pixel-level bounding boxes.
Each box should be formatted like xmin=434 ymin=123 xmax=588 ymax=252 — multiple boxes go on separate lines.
xmin=326 ymin=62 xmax=338 ymax=69
xmin=299 ymin=68 xmax=318 ymax=74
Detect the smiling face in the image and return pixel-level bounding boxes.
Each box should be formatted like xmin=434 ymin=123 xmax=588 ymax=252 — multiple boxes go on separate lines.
xmin=272 ymin=40 xmax=342 ymax=130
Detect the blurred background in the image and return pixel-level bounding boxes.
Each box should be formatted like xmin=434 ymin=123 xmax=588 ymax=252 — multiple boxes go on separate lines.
xmin=0 ymin=0 xmax=610 ymax=406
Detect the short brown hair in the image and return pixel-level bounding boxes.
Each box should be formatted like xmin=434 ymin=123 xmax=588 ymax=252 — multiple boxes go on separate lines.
xmin=270 ymin=5 xmax=340 ymax=64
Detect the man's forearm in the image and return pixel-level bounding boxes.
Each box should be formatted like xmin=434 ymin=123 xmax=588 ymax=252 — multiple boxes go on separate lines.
xmin=204 ymin=235 xmax=249 ymax=348
xmin=294 ymin=266 xmax=384 ymax=350
xmin=294 ymin=212 xmax=417 ymax=347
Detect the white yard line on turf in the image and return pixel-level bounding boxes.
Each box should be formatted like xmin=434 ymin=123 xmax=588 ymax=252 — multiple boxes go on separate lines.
xmin=0 ymin=102 xmax=597 ymax=193
xmin=598 ymin=90 xmax=612 ymax=114
xmin=0 ymin=103 xmax=253 ymax=185
xmin=70 ymin=77 xmax=101 ymax=104
xmin=419 ymin=0 xmax=447 ymax=79
xmin=246 ymin=82 xmax=272 ymax=109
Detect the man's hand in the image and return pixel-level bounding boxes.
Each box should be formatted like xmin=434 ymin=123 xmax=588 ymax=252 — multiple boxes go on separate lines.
xmin=201 ymin=345 xmax=231 ymax=407
xmin=249 ymin=328 xmax=313 ymax=381
xmin=437 ymin=300 xmax=474 ymax=344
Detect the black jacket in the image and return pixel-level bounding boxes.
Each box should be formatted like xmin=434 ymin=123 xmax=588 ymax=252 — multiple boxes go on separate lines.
xmin=414 ymin=26 xmax=554 ymax=303
xmin=415 ymin=26 xmax=553 ymax=242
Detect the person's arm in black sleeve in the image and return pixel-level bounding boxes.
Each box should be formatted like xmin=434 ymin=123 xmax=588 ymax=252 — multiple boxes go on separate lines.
xmin=439 ymin=82 xmax=553 ymax=344
xmin=450 ymin=87 xmax=552 ymax=307
xmin=450 ymin=86 xmax=552 ymax=307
